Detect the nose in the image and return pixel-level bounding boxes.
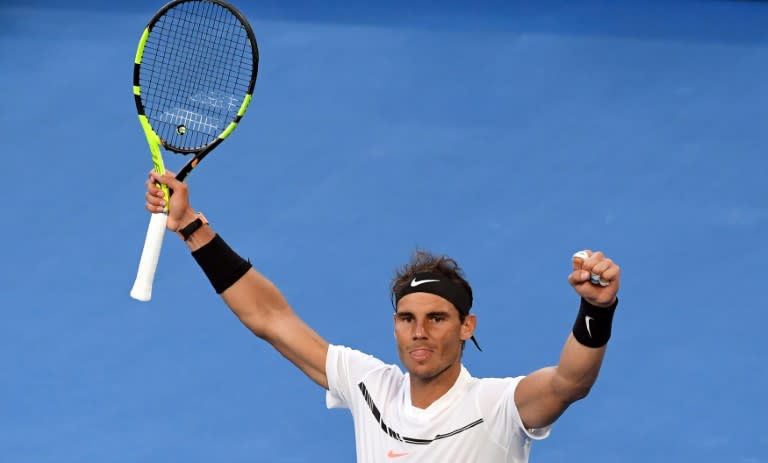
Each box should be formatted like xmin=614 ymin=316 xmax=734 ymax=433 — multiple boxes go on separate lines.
xmin=412 ymin=318 xmax=427 ymax=340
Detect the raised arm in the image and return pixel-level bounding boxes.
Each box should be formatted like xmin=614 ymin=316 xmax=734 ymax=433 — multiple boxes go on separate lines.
xmin=145 ymin=172 xmax=330 ymax=389
xmin=514 ymin=250 xmax=620 ymax=429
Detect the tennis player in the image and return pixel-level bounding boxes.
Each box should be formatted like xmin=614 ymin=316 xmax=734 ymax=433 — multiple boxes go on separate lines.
xmin=145 ymin=171 xmax=621 ymax=462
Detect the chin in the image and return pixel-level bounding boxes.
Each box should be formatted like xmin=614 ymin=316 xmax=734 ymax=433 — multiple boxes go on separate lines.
xmin=408 ymin=362 xmax=449 ymax=382
xmin=401 ymin=358 xmax=431 ymax=379
xmin=409 ymin=369 xmax=437 ymax=382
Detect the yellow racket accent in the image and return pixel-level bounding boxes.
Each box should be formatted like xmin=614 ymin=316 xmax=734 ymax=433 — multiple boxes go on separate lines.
xmin=221 ymin=121 xmax=238 ymax=138
xmin=237 ymin=93 xmax=252 ymax=117
xmin=220 ymin=94 xmax=253 ymax=139
xmin=138 ymin=114 xmax=169 ymax=210
xmin=134 ymin=28 xmax=150 ymax=64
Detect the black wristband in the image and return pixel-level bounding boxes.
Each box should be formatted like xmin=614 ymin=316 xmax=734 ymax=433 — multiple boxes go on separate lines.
xmin=178 ymin=212 xmax=208 ymax=241
xmin=179 ymin=218 xmax=204 ymax=241
xmin=572 ymin=297 xmax=618 ymax=348
xmin=191 ymin=234 xmax=252 ymax=294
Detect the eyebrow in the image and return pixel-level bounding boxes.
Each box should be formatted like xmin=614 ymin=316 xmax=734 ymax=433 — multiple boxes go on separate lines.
xmin=395 ymin=310 xmax=453 ymax=318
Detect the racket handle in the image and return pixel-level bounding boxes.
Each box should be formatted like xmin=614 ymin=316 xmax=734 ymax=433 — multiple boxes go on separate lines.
xmin=130 ymin=212 xmax=169 ymax=301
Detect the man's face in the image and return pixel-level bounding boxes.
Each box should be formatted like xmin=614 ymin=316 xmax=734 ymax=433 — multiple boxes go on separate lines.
xmin=394 ymin=292 xmax=474 ymax=382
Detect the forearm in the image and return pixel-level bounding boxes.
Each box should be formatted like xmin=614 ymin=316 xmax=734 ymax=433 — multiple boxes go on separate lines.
xmin=552 ymin=334 xmax=606 ymax=401
xmin=177 ymin=218 xmax=330 ymax=388
xmin=179 ymin=218 xmax=288 ymax=338
xmin=552 ymin=297 xmax=617 ymax=401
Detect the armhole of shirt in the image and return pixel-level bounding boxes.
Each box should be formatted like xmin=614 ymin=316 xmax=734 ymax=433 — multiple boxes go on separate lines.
xmin=325 ymin=344 xmax=389 ymax=411
xmin=325 ymin=344 xmax=348 ymax=409
xmin=509 ymin=377 xmax=552 ymax=441
xmin=476 ymin=376 xmax=551 ymax=451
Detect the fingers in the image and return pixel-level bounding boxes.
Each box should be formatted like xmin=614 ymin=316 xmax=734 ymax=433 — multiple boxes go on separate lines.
xmin=144 ymin=169 xmax=193 ymax=225
xmin=148 ymin=170 xmax=182 ymax=189
xmin=145 ymin=170 xmax=186 ymax=195
xmin=572 ymin=250 xmax=592 ymax=271
xmin=145 ymin=190 xmax=166 ymax=213
xmin=145 ymin=176 xmax=165 ymax=196
xmin=571 ymin=250 xmax=619 ymax=287
xmin=599 ymin=263 xmax=620 ymax=283
xmin=570 ymin=249 xmax=620 ymax=306
xmin=145 ymin=170 xmax=169 ymax=213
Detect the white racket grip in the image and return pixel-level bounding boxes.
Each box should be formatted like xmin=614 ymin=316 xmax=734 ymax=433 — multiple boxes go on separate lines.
xmin=130 ymin=212 xmax=169 ymax=301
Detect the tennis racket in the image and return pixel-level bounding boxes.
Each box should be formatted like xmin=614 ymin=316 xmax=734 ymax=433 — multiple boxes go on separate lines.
xmin=130 ymin=0 xmax=259 ymax=302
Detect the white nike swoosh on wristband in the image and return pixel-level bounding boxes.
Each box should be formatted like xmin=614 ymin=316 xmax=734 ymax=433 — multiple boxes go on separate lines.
xmin=585 ymin=316 xmax=594 ymax=338
xmin=410 ymin=278 xmax=440 ymax=287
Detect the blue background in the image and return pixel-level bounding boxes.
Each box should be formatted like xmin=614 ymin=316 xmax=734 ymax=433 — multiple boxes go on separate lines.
xmin=1 ymin=1 xmax=766 ymax=461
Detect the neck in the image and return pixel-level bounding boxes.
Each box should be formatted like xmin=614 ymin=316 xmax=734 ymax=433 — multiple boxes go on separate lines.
xmin=409 ymin=360 xmax=462 ymax=409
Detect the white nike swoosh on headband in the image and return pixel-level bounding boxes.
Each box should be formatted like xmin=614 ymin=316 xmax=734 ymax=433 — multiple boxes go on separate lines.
xmin=410 ymin=278 xmax=440 ymax=287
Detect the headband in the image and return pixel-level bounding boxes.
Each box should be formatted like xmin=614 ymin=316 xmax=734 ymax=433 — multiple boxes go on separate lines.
xmin=394 ymin=272 xmax=481 ymax=351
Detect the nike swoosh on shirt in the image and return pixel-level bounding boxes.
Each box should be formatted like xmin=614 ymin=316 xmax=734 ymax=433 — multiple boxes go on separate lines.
xmin=410 ymin=278 xmax=439 ymax=287
xmin=387 ymin=450 xmax=409 ymax=458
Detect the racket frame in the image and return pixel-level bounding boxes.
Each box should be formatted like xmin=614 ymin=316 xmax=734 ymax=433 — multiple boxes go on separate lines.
xmin=129 ymin=0 xmax=258 ymax=302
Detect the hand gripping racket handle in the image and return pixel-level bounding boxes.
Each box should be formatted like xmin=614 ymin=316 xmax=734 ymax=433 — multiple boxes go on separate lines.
xmin=130 ymin=212 xmax=168 ymax=301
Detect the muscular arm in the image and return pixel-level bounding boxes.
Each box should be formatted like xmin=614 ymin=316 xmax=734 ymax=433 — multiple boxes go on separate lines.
xmin=145 ymin=173 xmax=330 ymax=389
xmin=514 ymin=334 xmax=606 ymax=429
xmin=515 ymin=250 xmax=620 ymax=430
xmin=185 ymin=224 xmax=330 ymax=390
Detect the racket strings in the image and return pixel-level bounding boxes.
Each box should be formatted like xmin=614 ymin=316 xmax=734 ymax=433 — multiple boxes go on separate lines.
xmin=149 ymin=4 xmax=252 ymax=96
xmin=147 ymin=11 xmax=250 ymax=131
xmin=140 ymin=0 xmax=254 ymax=150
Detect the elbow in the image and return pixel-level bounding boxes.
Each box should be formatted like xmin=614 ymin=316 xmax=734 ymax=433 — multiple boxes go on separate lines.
xmin=552 ymin=376 xmax=594 ymax=404
xmin=567 ymin=384 xmax=592 ymax=402
xmin=239 ymin=313 xmax=268 ymax=339
xmin=235 ymin=305 xmax=274 ymax=339
xmin=239 ymin=303 xmax=292 ymax=341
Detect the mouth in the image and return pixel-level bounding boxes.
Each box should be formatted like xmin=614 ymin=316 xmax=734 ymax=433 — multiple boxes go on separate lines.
xmin=408 ymin=347 xmax=433 ymax=362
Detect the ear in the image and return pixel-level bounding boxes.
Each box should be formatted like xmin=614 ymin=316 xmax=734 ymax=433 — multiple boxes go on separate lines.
xmin=393 ymin=312 xmax=398 ymax=339
xmin=459 ymin=314 xmax=477 ymax=341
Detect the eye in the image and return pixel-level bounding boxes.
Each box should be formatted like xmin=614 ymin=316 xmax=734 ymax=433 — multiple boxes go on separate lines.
xmin=397 ymin=314 xmax=413 ymax=323
xmin=429 ymin=314 xmax=446 ymax=323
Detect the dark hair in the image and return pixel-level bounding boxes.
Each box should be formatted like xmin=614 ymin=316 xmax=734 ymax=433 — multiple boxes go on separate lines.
xmin=391 ymin=250 xmax=473 ymax=322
